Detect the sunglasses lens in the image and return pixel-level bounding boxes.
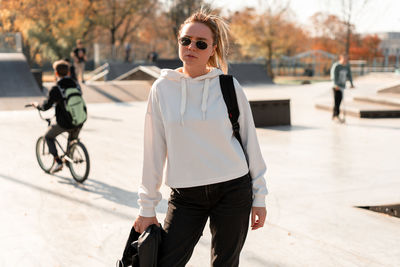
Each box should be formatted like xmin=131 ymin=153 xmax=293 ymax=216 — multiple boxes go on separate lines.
xmin=179 ymin=37 xmax=208 ymax=50
xmin=179 ymin=37 xmax=191 ymax=46
xmin=196 ymin=41 xmax=208 ymax=50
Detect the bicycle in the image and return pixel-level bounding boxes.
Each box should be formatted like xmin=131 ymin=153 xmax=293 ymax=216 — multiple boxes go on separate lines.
xmin=25 ymin=104 xmax=90 ymax=183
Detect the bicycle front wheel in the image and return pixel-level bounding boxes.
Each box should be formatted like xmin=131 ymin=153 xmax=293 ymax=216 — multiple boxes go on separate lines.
xmin=68 ymin=142 xmax=90 ymax=183
xmin=35 ymin=136 xmax=54 ymax=173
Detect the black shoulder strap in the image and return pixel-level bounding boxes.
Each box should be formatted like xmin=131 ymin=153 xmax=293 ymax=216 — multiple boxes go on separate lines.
xmin=57 ymin=85 xmax=65 ymax=98
xmin=219 ymin=74 xmax=248 ymax=166
xmin=57 ymin=85 xmax=68 ymax=109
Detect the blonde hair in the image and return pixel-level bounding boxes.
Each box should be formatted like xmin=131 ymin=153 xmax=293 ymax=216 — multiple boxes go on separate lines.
xmin=179 ymin=10 xmax=230 ymax=74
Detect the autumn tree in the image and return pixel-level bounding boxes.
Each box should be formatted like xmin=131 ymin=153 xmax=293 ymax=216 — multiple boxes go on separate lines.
xmin=0 ymin=0 xmax=158 ymax=63
xmin=162 ymin=0 xmax=212 ymax=56
xmin=1 ymin=0 xmax=96 ymax=64
xmin=90 ymin=0 xmax=157 ymax=58
xmin=309 ymin=9 xmax=380 ymax=62
xmin=133 ymin=9 xmax=177 ymax=59
xmin=338 ymin=0 xmax=370 ymax=57
xmin=166 ymin=0 xmax=210 ymax=38
xmin=350 ymin=34 xmax=382 ymax=61
xmin=230 ymin=4 xmax=306 ymax=79
xmin=310 ymin=12 xmax=350 ymax=54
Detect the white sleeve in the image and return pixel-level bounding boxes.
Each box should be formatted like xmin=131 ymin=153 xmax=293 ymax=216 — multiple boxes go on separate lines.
xmin=234 ymin=78 xmax=268 ymax=207
xmin=137 ymin=83 xmax=167 ymax=217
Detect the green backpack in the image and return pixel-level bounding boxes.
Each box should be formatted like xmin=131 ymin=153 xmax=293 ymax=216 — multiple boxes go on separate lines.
xmin=59 ymin=86 xmax=87 ymax=126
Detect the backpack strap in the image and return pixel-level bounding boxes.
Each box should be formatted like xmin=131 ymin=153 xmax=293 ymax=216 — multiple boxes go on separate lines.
xmin=66 ymin=92 xmax=83 ymax=101
xmin=57 ymin=85 xmax=68 ymax=107
xmin=57 ymin=85 xmax=65 ymax=98
xmin=219 ymin=74 xmax=249 ymax=166
xmin=58 ymin=86 xmax=82 ymax=100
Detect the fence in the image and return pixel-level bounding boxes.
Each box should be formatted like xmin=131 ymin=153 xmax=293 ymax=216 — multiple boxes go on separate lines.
xmin=93 ymin=43 xmax=157 ymax=67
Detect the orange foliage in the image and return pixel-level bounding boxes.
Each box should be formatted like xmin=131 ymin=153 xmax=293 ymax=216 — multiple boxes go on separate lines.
xmin=309 ymin=12 xmax=381 ymax=61
xmin=349 ymin=34 xmax=382 ymax=60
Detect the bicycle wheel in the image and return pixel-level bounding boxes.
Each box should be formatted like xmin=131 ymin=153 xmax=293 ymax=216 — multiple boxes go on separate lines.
xmin=68 ymin=142 xmax=90 ymax=183
xmin=35 ymin=136 xmax=54 ymax=173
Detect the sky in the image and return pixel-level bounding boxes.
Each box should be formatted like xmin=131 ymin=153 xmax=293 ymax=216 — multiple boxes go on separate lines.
xmin=206 ymin=0 xmax=400 ymax=34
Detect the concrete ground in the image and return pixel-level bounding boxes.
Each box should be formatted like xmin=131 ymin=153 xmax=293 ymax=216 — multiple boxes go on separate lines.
xmin=0 ymin=74 xmax=399 ymax=267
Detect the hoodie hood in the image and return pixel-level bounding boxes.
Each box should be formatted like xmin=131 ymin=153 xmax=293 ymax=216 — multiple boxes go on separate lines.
xmin=160 ymin=68 xmax=224 ymax=125
xmin=160 ymin=67 xmax=223 ymax=81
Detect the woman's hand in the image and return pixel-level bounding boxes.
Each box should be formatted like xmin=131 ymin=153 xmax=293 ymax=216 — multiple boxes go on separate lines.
xmin=133 ymin=216 xmax=160 ymax=234
xmin=251 ymin=207 xmax=267 ymax=230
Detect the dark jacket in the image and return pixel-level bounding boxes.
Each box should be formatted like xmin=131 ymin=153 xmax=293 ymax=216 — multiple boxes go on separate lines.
xmin=39 ymin=77 xmax=83 ymax=129
xmin=330 ymin=61 xmax=353 ymax=89
xmin=117 ymin=224 xmax=162 ymax=267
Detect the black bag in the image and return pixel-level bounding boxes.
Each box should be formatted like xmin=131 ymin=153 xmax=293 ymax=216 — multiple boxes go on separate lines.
xmin=116 ymin=224 xmax=162 ymax=267
xmin=219 ymin=74 xmax=249 ymax=167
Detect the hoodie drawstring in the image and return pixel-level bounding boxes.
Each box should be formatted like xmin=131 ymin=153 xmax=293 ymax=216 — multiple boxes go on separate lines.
xmin=180 ymin=77 xmax=211 ymax=125
xmin=201 ymin=78 xmax=210 ymax=120
xmin=180 ymin=78 xmax=187 ymax=125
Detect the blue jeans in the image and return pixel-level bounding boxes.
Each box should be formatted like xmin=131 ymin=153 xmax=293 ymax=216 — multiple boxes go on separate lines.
xmin=159 ymin=173 xmax=253 ymax=267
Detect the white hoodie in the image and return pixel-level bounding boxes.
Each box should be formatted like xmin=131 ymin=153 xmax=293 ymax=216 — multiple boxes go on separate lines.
xmin=138 ymin=67 xmax=268 ymax=217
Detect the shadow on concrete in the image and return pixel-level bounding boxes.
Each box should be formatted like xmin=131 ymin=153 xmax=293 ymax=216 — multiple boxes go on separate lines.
xmin=89 ymin=115 xmax=124 ymax=122
xmin=345 ymin=123 xmax=400 ymax=131
xmin=86 ymin=85 xmax=125 ymax=103
xmin=80 ymin=127 xmax=98 ymax=132
xmin=111 ymin=84 xmax=142 ymax=101
xmin=260 ymin=125 xmax=318 ymax=132
xmin=243 ymin=251 xmax=286 ymax=267
xmin=0 ymin=172 xmax=134 ymax=219
xmin=54 ymin=174 xmax=168 ymax=214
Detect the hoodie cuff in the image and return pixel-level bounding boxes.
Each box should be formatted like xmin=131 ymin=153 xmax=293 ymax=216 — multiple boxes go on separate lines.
xmin=139 ymin=207 xmax=156 ymax=217
xmin=252 ymin=195 xmax=266 ymax=207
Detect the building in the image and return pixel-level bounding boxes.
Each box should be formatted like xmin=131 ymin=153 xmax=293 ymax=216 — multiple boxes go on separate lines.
xmin=376 ymin=32 xmax=400 ymax=56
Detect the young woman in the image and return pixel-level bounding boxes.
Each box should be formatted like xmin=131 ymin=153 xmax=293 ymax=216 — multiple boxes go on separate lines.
xmin=133 ymin=10 xmax=268 ymax=267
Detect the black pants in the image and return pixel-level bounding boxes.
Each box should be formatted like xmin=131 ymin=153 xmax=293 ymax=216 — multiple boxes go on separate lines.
xmin=333 ymin=88 xmax=343 ymax=117
xmin=158 ymin=173 xmax=253 ymax=267
xmin=45 ymin=124 xmax=81 ymax=158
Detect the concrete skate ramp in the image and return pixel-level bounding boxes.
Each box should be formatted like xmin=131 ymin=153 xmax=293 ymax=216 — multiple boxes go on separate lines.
xmin=378 ymin=84 xmax=400 ymax=95
xmin=228 ymin=63 xmax=273 ymax=85
xmin=105 ymin=60 xmax=181 ymax=81
xmin=114 ymin=66 xmax=161 ymax=81
xmin=0 ymin=53 xmax=42 ymax=97
xmin=105 ymin=62 xmax=142 ymax=81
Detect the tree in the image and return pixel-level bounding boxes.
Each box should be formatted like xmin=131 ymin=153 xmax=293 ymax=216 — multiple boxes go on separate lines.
xmin=350 ymin=34 xmax=382 ymax=61
xmin=90 ymin=0 xmax=157 ymax=59
xmin=338 ymin=0 xmax=370 ymax=56
xmin=230 ymin=3 xmax=306 ymax=79
xmin=163 ymin=0 xmax=211 ymax=56
xmin=166 ymin=0 xmax=209 ymax=38
xmin=310 ymin=12 xmax=349 ymax=54
xmin=133 ymin=9 xmax=177 ymax=60
xmin=1 ymin=0 xmax=96 ymax=64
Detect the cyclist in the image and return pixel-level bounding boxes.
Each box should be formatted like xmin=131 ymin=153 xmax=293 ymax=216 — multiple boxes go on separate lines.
xmin=31 ymin=60 xmax=86 ymax=173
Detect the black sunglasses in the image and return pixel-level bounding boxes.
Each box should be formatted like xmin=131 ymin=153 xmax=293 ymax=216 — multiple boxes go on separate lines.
xmin=179 ymin=37 xmax=208 ymax=50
